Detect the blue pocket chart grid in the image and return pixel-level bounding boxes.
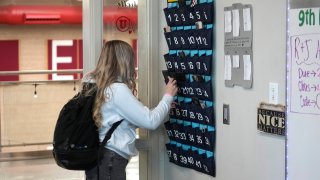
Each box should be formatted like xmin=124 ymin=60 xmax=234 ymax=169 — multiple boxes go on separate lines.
xmin=163 ymin=0 xmax=215 ymax=177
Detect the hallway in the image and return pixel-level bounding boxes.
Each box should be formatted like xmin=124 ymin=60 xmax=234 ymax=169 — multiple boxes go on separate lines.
xmin=0 ymin=156 xmax=139 ymax=180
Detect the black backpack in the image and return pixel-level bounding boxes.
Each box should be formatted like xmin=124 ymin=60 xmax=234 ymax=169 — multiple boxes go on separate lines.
xmin=52 ymin=83 xmax=122 ymax=170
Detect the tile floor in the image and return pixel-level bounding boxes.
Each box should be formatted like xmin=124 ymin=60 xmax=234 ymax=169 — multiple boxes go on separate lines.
xmin=0 ymin=156 xmax=139 ymax=180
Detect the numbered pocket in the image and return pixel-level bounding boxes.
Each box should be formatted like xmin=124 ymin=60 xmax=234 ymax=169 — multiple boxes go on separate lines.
xmin=164 ymin=121 xmax=175 ymax=141
xmin=166 ymin=143 xmax=180 ymax=165
xmin=194 ymin=81 xmax=213 ymax=100
xmin=165 ymin=143 xmax=174 ymax=162
xmin=200 ymin=153 xmax=215 ymax=176
xmin=196 ymin=55 xmax=212 ymax=75
xmin=185 ymin=30 xmax=198 ymax=50
xmin=176 ymin=56 xmax=189 ymax=73
xmin=178 ymin=149 xmax=189 ymax=168
xmin=180 ymin=6 xmax=196 ymax=26
xmin=186 ymin=55 xmax=198 ymax=74
xmin=193 ymin=151 xmax=205 ymax=172
xmin=194 ymin=127 xmax=206 ymax=149
xmin=163 ymin=7 xmax=182 ymax=26
xmin=194 ymin=29 xmax=213 ymax=50
xmin=193 ymin=105 xmax=210 ymax=124
xmin=184 ymin=125 xmax=196 ymax=147
xmin=164 ymin=31 xmax=182 ymax=50
xmin=184 ymin=149 xmax=196 ymax=169
xmin=164 ymin=54 xmax=176 ymax=72
xmin=193 ymin=3 xmax=214 ymax=24
xmin=178 ymin=82 xmax=195 ymax=98
xmin=201 ymin=106 xmax=215 ymax=126
xmin=203 ymin=128 xmax=215 ymax=151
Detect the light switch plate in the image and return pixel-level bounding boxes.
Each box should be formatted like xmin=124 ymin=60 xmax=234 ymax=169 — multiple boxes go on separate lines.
xmin=269 ymin=82 xmax=279 ymax=104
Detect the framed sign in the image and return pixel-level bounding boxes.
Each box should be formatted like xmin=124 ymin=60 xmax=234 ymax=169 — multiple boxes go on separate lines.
xmin=257 ymin=103 xmax=286 ymax=136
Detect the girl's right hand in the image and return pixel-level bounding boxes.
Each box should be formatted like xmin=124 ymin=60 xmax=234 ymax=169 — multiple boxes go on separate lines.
xmin=165 ymin=77 xmax=178 ymax=96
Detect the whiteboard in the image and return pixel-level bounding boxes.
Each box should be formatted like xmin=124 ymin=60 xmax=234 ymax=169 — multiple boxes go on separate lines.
xmin=288 ymin=8 xmax=320 ymax=115
xmin=287 ymin=7 xmax=320 ymax=180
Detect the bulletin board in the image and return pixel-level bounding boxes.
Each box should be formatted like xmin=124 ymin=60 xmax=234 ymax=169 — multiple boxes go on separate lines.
xmin=224 ymin=3 xmax=253 ymax=88
xmin=163 ymin=0 xmax=215 ymax=177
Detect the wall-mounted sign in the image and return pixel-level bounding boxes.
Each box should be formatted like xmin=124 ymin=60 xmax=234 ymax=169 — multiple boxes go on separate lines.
xmin=48 ymin=39 xmax=83 ymax=81
xmin=224 ymin=3 xmax=253 ymax=89
xmin=0 ymin=40 xmax=19 ymax=81
xmin=257 ymin=105 xmax=286 ymax=136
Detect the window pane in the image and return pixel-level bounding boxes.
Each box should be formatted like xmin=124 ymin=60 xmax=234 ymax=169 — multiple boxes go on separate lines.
xmin=0 ymin=0 xmax=83 ymax=152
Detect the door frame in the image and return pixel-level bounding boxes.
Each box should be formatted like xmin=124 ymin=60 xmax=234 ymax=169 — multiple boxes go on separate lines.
xmin=82 ymin=1 xmax=163 ymax=180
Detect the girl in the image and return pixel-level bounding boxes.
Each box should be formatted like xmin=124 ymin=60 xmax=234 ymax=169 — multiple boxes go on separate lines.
xmin=84 ymin=40 xmax=178 ymax=180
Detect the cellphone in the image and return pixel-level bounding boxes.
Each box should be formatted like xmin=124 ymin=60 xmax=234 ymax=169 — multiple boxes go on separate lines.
xmin=162 ymin=70 xmax=186 ymax=84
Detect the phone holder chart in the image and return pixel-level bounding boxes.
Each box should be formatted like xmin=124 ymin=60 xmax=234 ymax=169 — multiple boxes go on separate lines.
xmin=163 ymin=0 xmax=215 ymax=177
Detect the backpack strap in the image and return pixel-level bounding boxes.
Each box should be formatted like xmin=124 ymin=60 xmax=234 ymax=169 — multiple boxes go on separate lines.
xmin=100 ymin=120 xmax=123 ymax=147
xmin=97 ymin=120 xmax=123 ymax=180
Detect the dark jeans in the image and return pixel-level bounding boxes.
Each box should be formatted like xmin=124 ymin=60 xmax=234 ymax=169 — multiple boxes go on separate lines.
xmin=85 ymin=148 xmax=129 ymax=180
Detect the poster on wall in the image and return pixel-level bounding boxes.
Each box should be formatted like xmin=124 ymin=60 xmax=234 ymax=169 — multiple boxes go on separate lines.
xmin=0 ymin=40 xmax=19 ymax=81
xmin=288 ymin=8 xmax=320 ymax=115
xmin=257 ymin=105 xmax=286 ymax=136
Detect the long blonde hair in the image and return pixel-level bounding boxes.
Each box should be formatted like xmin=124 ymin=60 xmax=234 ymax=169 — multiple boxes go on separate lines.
xmin=83 ymin=40 xmax=137 ymax=128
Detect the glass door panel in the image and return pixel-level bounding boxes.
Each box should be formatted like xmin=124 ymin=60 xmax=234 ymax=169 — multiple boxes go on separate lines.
xmin=103 ymin=1 xmax=148 ymax=180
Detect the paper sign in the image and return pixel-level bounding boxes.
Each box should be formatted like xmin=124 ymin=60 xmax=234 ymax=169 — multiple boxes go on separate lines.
xmin=232 ymin=9 xmax=240 ymax=37
xmin=243 ymin=55 xmax=251 ymax=80
xmin=224 ymin=11 xmax=232 ymax=33
xmin=232 ymin=55 xmax=240 ymax=68
xmin=243 ymin=8 xmax=252 ymax=31
xmin=224 ymin=55 xmax=232 ymax=80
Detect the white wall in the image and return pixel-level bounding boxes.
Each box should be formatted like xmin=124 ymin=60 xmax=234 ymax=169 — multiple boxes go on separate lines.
xmin=158 ymin=0 xmax=287 ymax=180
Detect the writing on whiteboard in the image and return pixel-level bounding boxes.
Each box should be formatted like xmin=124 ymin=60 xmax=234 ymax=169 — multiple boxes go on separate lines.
xmin=290 ymin=34 xmax=320 ymax=114
xmin=292 ymin=36 xmax=320 ymax=66
xmin=298 ymin=8 xmax=320 ymax=27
